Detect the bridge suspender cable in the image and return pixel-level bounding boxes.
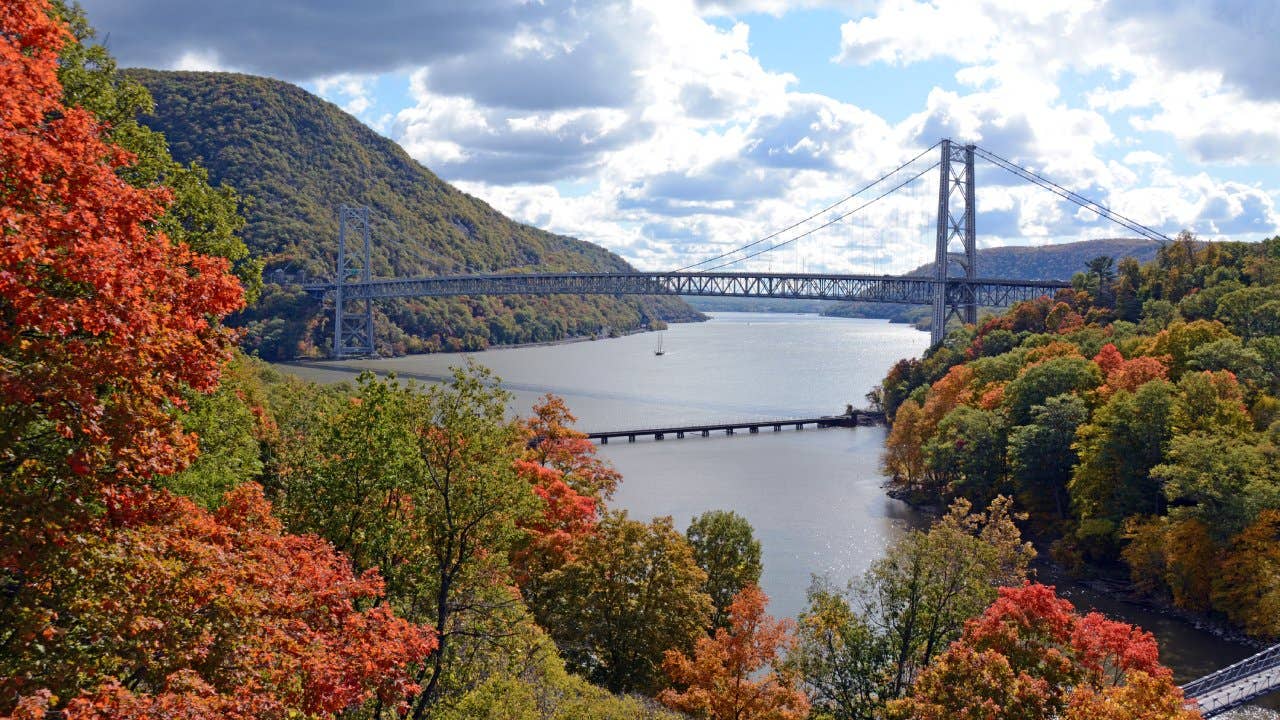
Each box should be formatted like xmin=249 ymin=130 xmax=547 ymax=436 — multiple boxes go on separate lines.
xmin=698 ymin=160 xmax=940 ymax=272
xmin=972 ymin=145 xmax=1174 ymax=246
xmin=674 ymin=140 xmax=942 ymax=272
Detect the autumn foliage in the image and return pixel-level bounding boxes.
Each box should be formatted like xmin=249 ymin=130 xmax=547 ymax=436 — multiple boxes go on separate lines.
xmin=1 ymin=484 xmax=435 ymax=719
xmin=0 ymin=0 xmax=243 ymax=482
xmin=889 ymin=583 xmax=1199 ymax=720
xmin=513 ymin=395 xmax=620 ymax=575
xmin=660 ymin=585 xmax=810 ymax=720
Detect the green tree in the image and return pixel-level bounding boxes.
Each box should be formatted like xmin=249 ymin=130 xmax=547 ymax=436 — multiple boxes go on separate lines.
xmin=923 ymin=406 xmax=1006 ymax=504
xmin=537 ymin=512 xmax=713 ymax=695
xmin=274 ymin=364 xmax=540 ymax=716
xmin=161 ymin=354 xmax=270 ymax=507
xmin=1008 ymin=394 xmax=1088 ymax=520
xmin=1187 ymin=337 xmax=1267 ymax=389
xmin=862 ymin=497 xmax=1034 ymax=700
xmin=1003 ymin=356 xmax=1101 ymax=426
xmin=1070 ymin=381 xmax=1176 ymax=557
xmin=786 ymin=580 xmax=891 ymax=720
xmin=687 ymin=510 xmax=764 ymax=631
xmin=1215 ymin=286 xmax=1280 ymax=338
xmin=1154 ymin=433 xmax=1280 ymax=541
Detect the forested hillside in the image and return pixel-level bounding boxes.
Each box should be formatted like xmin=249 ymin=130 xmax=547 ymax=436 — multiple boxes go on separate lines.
xmin=878 ymin=235 xmax=1280 ymax=638
xmin=126 ymin=69 xmax=701 ymax=359
xmin=827 ymin=237 xmax=1162 ymax=326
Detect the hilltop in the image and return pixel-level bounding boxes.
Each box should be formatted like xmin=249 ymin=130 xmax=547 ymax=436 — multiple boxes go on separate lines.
xmin=126 ymin=69 xmax=701 ymax=359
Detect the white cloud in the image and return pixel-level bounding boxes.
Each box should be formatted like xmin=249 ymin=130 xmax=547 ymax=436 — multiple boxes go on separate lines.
xmin=117 ymin=0 xmax=1280 ymax=271
xmin=313 ymin=74 xmax=377 ymax=118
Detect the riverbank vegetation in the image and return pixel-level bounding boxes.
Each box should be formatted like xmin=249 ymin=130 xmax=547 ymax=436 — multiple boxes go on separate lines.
xmin=878 ymin=235 xmax=1280 ymax=642
xmin=1 ymin=2 xmax=1210 ymax=718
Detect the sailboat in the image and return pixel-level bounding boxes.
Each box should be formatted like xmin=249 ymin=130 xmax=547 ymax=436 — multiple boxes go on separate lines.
xmin=654 ymin=332 xmax=666 ymax=356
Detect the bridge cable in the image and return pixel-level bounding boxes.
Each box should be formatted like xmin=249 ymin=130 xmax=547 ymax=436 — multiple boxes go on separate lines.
xmin=674 ymin=140 xmax=942 ymax=272
xmin=972 ymin=145 xmax=1173 ymax=246
xmin=698 ymin=161 xmax=939 ymax=273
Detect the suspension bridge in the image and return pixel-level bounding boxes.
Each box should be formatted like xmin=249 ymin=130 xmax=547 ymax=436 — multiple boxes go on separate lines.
xmin=305 ymin=139 xmax=1175 ymax=354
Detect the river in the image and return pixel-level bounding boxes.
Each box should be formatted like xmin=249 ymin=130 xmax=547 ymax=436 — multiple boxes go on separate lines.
xmin=281 ymin=312 xmax=1274 ymax=709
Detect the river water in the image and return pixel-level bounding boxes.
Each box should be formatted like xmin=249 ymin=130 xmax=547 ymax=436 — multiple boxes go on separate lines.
xmin=281 ymin=312 xmax=1274 ymax=706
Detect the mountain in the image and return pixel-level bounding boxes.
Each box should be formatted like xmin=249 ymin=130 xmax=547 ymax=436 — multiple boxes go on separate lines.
xmin=125 ymin=70 xmax=701 ymax=359
xmin=824 ymin=237 xmax=1163 ymax=326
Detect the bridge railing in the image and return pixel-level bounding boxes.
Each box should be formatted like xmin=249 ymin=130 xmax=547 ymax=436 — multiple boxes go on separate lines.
xmin=1181 ymin=643 xmax=1280 ymax=710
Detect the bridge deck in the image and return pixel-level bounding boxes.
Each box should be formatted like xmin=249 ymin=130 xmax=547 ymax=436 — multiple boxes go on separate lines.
xmin=586 ymin=414 xmax=881 ymax=443
xmin=307 ymin=270 xmax=1068 ymax=307
xmin=1182 ymin=643 xmax=1280 ymax=717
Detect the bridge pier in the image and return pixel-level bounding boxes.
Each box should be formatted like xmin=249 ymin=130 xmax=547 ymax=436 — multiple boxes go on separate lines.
xmin=749 ymin=426 xmax=759 ymax=434
xmin=600 ymin=436 xmax=608 ymax=444
xmin=655 ymin=433 xmax=664 ymax=441
xmin=628 ymin=434 xmax=635 ymax=443
xmin=701 ymin=429 xmax=709 ymax=437
xmin=677 ymin=431 xmax=685 ymax=438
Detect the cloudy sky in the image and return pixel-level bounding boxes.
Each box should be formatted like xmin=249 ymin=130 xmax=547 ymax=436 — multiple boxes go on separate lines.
xmin=80 ymin=0 xmax=1280 ymax=274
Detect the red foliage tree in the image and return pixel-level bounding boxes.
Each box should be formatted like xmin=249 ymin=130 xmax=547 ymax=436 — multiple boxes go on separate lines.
xmin=1 ymin=484 xmax=436 ymax=719
xmin=0 ymin=0 xmax=243 ymax=482
xmin=659 ymin=585 xmax=810 ymax=720
xmin=1094 ymin=344 xmax=1170 ymax=398
xmin=513 ymin=395 xmax=621 ymax=575
xmin=889 ymin=583 xmax=1198 ymax=720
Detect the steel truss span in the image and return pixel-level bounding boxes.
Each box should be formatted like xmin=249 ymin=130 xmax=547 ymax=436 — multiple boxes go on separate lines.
xmin=305 ymin=271 xmax=1067 ymax=308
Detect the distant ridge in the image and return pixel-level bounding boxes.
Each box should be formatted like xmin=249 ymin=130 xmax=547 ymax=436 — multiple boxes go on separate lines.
xmin=127 ymin=69 xmax=701 ymax=359
xmin=687 ymin=237 xmax=1162 ymax=323
xmin=909 ymin=237 xmax=1162 ymax=280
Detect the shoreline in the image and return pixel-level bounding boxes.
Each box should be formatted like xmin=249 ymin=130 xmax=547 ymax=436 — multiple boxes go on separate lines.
xmin=883 ymin=484 xmax=1269 ymax=651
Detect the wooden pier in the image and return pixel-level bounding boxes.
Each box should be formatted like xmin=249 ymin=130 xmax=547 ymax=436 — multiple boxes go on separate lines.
xmin=587 ymin=411 xmax=883 ymax=444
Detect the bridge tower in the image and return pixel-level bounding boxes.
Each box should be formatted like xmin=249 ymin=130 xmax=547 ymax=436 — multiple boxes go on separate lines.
xmin=332 ymin=205 xmax=376 ymax=357
xmin=931 ymin=139 xmax=977 ymax=345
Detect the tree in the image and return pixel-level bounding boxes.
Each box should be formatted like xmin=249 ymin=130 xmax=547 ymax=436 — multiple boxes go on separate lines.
xmin=1215 ymin=286 xmax=1280 ymax=338
xmin=274 ymin=365 xmax=541 ymax=716
xmin=687 ymin=510 xmax=764 ymax=630
xmin=1070 ymin=380 xmax=1176 ymax=556
xmin=660 ymin=586 xmax=809 ymax=720
xmin=160 ymin=354 xmax=275 ymax=508
xmin=1172 ymin=370 xmax=1253 ymax=438
xmin=922 ymin=406 xmax=1006 ymax=504
xmin=1008 ymin=394 xmax=1088 ymax=520
xmin=0 ymin=0 xmax=244 ymax=482
xmin=513 ymin=394 xmax=619 ymax=594
xmin=0 ymin=484 xmax=435 ymax=719
xmin=887 ymin=583 xmax=1197 ymax=720
xmin=884 ymin=400 xmax=929 ymax=487
xmin=863 ymin=497 xmax=1034 ymax=699
xmin=1002 ymin=355 xmax=1101 ymax=426
xmin=1154 ymin=433 xmax=1278 ymax=541
xmin=536 ymin=512 xmax=713 ymax=694
xmin=1211 ymin=510 xmax=1280 ymax=637
xmin=786 ymin=580 xmax=891 ymax=720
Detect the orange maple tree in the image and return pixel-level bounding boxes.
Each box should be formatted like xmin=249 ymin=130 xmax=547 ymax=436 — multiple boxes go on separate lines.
xmin=659 ymin=585 xmax=810 ymax=720
xmin=0 ymin=0 xmax=243 ymax=483
xmin=1 ymin=484 xmax=436 ymax=720
xmin=889 ymin=583 xmax=1199 ymax=720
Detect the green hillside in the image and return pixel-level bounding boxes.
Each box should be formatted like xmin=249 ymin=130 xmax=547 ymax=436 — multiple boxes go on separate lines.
xmin=126 ymin=70 xmax=701 ymax=359
xmin=826 ymin=237 xmax=1163 ymax=327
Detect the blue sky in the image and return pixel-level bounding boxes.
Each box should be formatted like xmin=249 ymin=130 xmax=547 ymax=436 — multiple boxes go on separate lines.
xmin=79 ymin=0 xmax=1280 ymax=274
